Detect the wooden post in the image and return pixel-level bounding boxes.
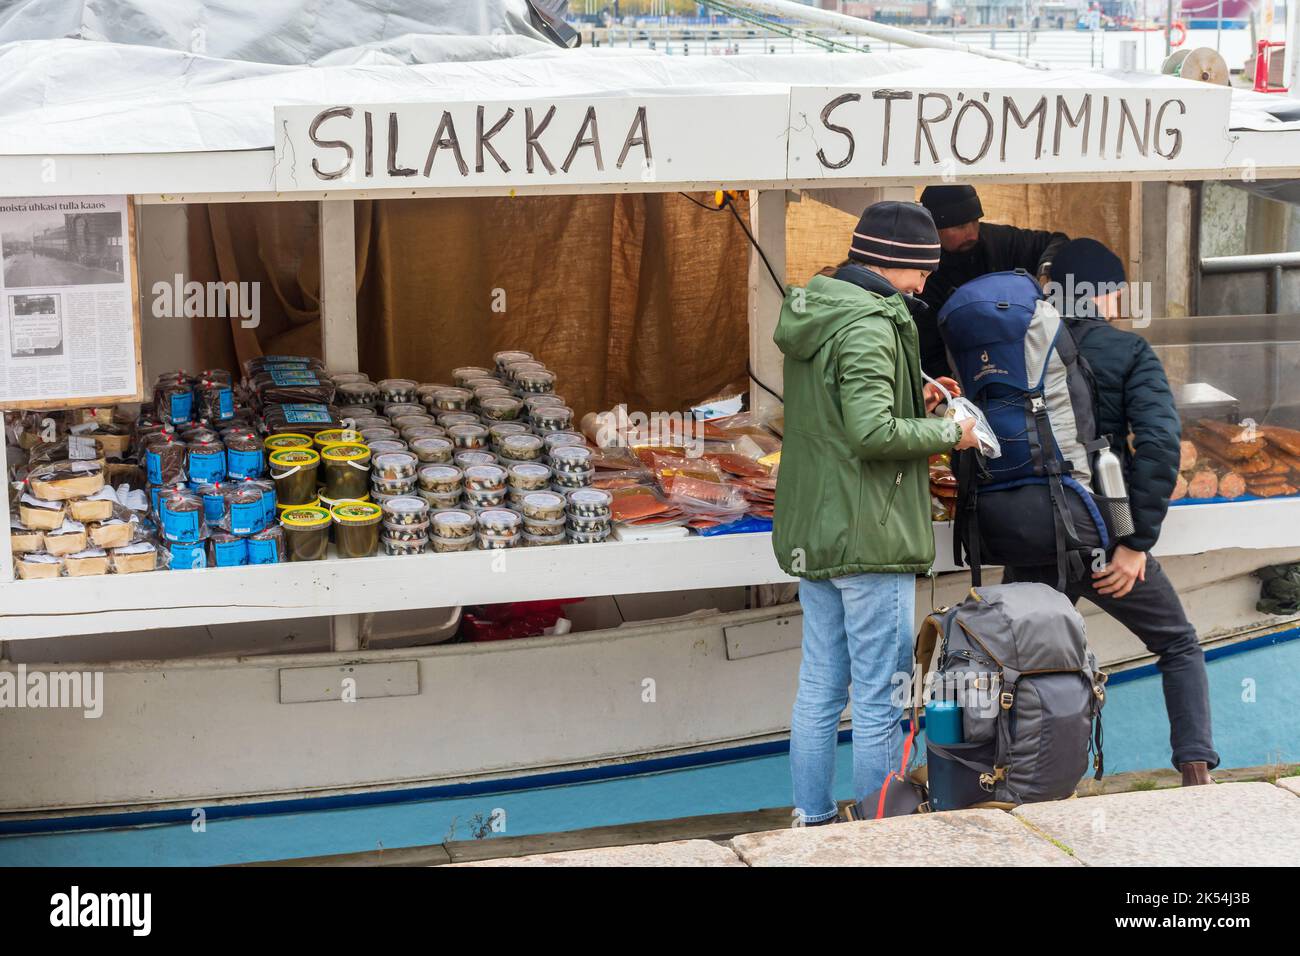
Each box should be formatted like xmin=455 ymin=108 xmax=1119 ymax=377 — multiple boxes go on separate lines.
xmin=319 ymin=199 xmax=359 ymax=373
xmin=747 ymin=190 xmax=787 ymax=421
xmin=0 ymin=436 xmax=13 ymax=584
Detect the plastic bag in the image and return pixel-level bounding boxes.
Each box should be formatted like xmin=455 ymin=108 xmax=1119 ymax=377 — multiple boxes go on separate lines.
xmin=922 ymin=372 xmax=1001 ymax=460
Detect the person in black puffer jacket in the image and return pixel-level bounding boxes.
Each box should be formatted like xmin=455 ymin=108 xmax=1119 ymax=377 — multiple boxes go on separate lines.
xmin=1003 ymin=238 xmax=1219 ymax=787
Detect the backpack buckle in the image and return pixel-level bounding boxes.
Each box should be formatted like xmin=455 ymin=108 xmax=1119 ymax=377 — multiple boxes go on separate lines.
xmin=1030 ymin=396 xmax=1046 ymax=413
xmin=1000 ymin=691 xmax=1015 ymax=710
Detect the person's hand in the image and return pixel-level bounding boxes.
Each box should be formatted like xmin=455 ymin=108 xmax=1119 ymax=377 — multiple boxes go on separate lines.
xmin=1093 ymin=545 xmax=1147 ymax=598
xmin=953 ymin=417 xmax=980 ymax=451
xmin=923 ymin=377 xmax=961 ymax=414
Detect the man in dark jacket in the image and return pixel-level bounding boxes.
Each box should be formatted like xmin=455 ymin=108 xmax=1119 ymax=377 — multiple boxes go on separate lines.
xmin=1004 ymin=238 xmax=1218 ymax=786
xmin=914 ymin=185 xmax=1069 ymax=378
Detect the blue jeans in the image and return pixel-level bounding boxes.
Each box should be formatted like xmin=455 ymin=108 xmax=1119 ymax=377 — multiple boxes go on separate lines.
xmin=791 ymin=573 xmax=915 ymax=823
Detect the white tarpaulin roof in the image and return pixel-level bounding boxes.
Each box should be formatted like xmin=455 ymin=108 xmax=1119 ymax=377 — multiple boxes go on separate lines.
xmin=0 ymin=0 xmax=1297 ymax=158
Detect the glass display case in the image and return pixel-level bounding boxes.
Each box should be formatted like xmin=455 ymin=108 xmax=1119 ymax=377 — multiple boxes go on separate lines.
xmin=1134 ymin=313 xmax=1300 ymax=503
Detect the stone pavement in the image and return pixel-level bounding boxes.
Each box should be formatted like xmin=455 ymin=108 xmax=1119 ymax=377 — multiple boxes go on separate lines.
xmin=450 ymin=778 xmax=1300 ymax=867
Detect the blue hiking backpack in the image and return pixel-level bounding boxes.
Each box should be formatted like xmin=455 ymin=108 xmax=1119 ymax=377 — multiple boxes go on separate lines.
xmin=937 ymin=269 xmax=1112 ymax=587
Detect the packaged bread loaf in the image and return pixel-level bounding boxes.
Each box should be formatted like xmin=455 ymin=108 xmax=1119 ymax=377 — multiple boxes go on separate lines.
xmin=65 ymin=547 xmax=111 ymax=577
xmin=19 ymin=494 xmax=65 ymax=530
xmin=43 ymin=519 xmax=88 ymax=556
xmin=88 ymin=518 xmax=136 ymax=549
xmin=9 ymin=516 xmax=44 ymax=553
xmin=69 ymin=487 xmax=118 ymax=523
xmin=27 ymin=461 xmax=105 ymax=500
xmin=110 ymin=541 xmax=158 ymax=574
xmin=15 ymin=552 xmax=63 ymax=579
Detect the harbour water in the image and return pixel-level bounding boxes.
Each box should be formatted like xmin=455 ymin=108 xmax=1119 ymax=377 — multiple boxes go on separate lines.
xmin=3 ymin=627 xmax=1295 ymax=866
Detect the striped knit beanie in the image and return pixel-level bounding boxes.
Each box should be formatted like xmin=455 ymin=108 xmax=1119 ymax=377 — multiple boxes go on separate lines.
xmin=848 ymin=201 xmax=941 ymax=271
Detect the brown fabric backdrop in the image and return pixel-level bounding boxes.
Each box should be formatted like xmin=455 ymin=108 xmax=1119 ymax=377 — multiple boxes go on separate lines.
xmin=188 ymin=194 xmax=750 ymax=419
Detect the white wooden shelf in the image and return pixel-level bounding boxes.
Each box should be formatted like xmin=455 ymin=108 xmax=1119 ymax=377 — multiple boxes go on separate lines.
xmin=0 ymin=533 xmax=795 ymax=642
xmin=3 ymin=498 xmax=1298 ymax=643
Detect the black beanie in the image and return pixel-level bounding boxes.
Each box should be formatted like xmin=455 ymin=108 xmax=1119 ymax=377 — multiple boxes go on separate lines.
xmin=848 ymin=202 xmax=940 ymax=270
xmin=920 ymin=184 xmax=984 ymax=229
xmin=1049 ymin=238 xmax=1126 ymax=288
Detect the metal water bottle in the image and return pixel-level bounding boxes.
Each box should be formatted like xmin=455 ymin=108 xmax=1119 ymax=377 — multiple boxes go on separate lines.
xmin=1094 ymin=446 xmax=1135 ymax=539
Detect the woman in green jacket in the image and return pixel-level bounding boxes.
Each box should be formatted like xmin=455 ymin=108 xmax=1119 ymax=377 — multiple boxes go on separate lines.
xmin=773 ymin=202 xmax=977 ymax=825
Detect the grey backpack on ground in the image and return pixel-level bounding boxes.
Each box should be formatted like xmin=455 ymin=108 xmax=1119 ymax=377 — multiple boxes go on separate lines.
xmin=919 ymin=582 xmax=1107 ymax=806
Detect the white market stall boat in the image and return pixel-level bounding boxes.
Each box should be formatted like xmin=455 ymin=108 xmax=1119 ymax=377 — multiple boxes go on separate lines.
xmin=2 ymin=0 xmax=1300 ymax=836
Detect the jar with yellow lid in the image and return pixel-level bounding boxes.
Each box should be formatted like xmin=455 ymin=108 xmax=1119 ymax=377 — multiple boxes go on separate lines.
xmin=320 ymin=442 xmax=372 ymax=500
xmin=264 ymin=433 xmax=313 ymax=454
xmin=331 ymin=500 xmax=383 ymax=559
xmin=269 ymin=447 xmax=321 ymax=506
xmin=280 ymin=505 xmax=331 ymax=561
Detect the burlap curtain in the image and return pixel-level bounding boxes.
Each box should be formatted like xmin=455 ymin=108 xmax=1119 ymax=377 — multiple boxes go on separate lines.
xmin=188 ymin=193 xmax=751 ymax=418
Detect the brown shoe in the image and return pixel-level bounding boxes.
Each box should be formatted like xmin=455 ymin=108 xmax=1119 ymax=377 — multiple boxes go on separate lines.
xmin=1180 ymin=761 xmax=1213 ymax=786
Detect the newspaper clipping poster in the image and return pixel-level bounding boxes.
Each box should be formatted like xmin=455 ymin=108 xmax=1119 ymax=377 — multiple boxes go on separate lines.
xmin=0 ymin=195 xmax=140 ymax=408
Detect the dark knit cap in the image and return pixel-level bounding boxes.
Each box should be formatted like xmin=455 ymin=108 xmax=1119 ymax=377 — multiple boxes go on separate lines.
xmin=848 ymin=202 xmax=940 ymax=270
xmin=919 ymin=184 xmax=984 ymax=229
xmin=1049 ymin=238 xmax=1127 ymax=288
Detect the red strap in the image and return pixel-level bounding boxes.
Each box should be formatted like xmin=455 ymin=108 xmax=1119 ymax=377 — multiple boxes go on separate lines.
xmin=875 ymin=716 xmax=920 ymax=820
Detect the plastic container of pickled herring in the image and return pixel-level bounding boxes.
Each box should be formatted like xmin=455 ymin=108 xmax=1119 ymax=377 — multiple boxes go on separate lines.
xmin=447 ymin=423 xmax=489 ymax=449
xmin=208 ymin=531 xmax=249 ymax=567
xmin=381 ymin=496 xmax=429 ymax=527
xmin=372 ymin=452 xmax=418 ymax=481
xmin=410 ymin=437 xmax=455 ymax=464
xmin=401 ymin=425 xmax=446 ymax=443
xmin=264 ymin=433 xmax=313 ymax=455
xmin=520 ymin=491 xmax=566 ymax=522
xmin=417 ymin=383 xmax=453 ymax=407
xmin=524 ymin=531 xmax=567 ymax=547
xmin=246 ymin=524 xmax=285 ymax=564
xmin=418 ymin=464 xmax=464 ymax=495
xmin=321 ymin=442 xmax=372 ymax=501
xmin=331 ymin=500 xmax=383 ymax=558
xmin=507 ymin=462 xmax=552 ymax=492
xmin=438 ymin=412 xmax=480 ymax=431
xmin=478 ymin=396 xmax=524 ymax=422
xmin=366 ymin=439 xmax=409 ymax=456
xmin=269 ymin=447 xmax=321 ymax=506
xmin=452 ymin=366 xmax=496 ymax=387
xmin=465 ymin=488 xmax=508 ymax=510
xmin=489 ymin=422 xmax=530 ymax=445
xmin=531 ymin=404 xmax=575 ymax=433
xmin=477 ymin=509 xmax=521 ymax=543
xmin=330 ymin=371 xmax=372 ymax=386
xmin=465 ymin=377 xmax=504 ymax=392
xmin=382 ymin=512 xmax=430 ymax=537
xmin=515 ymin=368 xmax=557 ymax=395
xmin=476 ymin=386 xmax=515 ymax=406
xmin=498 ymin=433 xmax=545 ymax=462
xmin=393 ymin=414 xmax=438 ymax=431
xmin=431 ymin=509 xmax=476 ymax=539
xmin=383 ymin=402 xmax=426 ymax=420
xmin=551 ymin=470 xmax=594 ymax=491
xmin=281 ymin=505 xmax=331 ymax=561
xmin=432 ymin=387 xmax=474 ymax=412
xmin=542 ymin=430 xmax=587 ymax=452
xmin=359 ymin=426 xmax=400 ymax=444
xmin=454 ymin=450 xmax=497 ymax=470
xmin=568 ymin=513 xmax=611 ymax=536
xmin=419 ymin=489 xmax=462 ymax=511
xmin=566 ymin=488 xmax=612 ymax=518
xmin=549 ymin=444 xmax=594 ymax=473
xmin=430 ymin=533 xmax=476 ymax=554
xmin=383 ymin=535 xmax=427 ymax=556
xmin=567 ymin=527 xmax=611 ymax=545
xmin=493 ymin=350 xmax=533 ymax=374
xmin=523 ymin=514 xmax=566 ymax=537
xmin=371 ymin=476 xmax=417 ymax=498
xmin=336 ymin=381 xmax=380 ymax=407
xmin=378 ymin=379 xmax=419 ymax=404
xmin=463 ymin=464 xmax=508 ymax=494
xmin=503 ymin=359 xmax=546 ymax=384
xmin=525 ymin=393 xmax=567 ymax=411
